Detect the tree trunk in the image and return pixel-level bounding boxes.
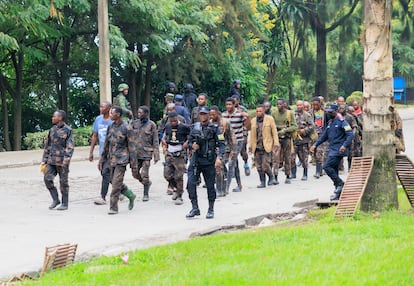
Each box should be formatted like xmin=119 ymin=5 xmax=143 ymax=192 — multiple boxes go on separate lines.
xmin=265 ymin=66 xmax=276 ymax=102
xmin=136 ymin=44 xmax=144 ymax=106
xmin=0 ymin=88 xmax=11 ymax=151
xmin=361 ymin=0 xmax=398 ymax=211
xmin=12 ymin=51 xmax=23 ymax=151
xmin=143 ymin=56 xmax=153 ymax=108
xmin=60 ymin=38 xmax=70 ymax=113
xmin=315 ymin=26 xmax=327 ymax=99
xmin=128 ymin=70 xmax=137 ymax=117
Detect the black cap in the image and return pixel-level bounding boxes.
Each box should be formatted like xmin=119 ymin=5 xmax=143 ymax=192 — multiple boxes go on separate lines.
xmin=199 ymin=106 xmax=210 ymax=114
xmin=325 ymin=104 xmax=338 ymax=112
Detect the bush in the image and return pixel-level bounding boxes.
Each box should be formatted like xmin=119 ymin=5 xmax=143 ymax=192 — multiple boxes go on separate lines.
xmin=23 ymin=125 xmax=93 ymax=150
xmin=346 ymin=91 xmax=363 ymax=105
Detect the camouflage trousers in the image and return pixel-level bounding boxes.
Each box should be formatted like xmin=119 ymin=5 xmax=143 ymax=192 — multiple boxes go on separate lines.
xmin=227 ymin=141 xmax=243 ymax=187
xmin=135 ymin=159 xmax=151 ymax=186
xmin=109 ymin=165 xmax=129 ymax=211
xmin=254 ymin=149 xmax=272 ymax=174
xmin=292 ymin=143 xmax=310 ymax=169
xmin=315 ymin=141 xmax=328 ymax=165
xmin=164 ymin=151 xmax=186 ymax=196
xmin=216 ymin=151 xmax=231 ymax=193
xmin=44 ymin=164 xmax=69 ymax=195
xmin=273 ymin=138 xmax=291 ymax=176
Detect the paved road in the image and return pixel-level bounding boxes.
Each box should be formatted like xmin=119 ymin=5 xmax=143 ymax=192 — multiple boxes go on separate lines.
xmin=0 ymin=107 xmax=413 ymax=278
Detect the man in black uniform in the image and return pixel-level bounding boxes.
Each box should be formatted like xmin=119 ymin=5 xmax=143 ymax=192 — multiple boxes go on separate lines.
xmin=186 ymin=107 xmax=225 ymax=219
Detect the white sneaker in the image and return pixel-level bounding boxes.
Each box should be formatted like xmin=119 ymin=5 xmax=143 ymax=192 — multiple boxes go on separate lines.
xmin=94 ymin=198 xmax=106 ymax=205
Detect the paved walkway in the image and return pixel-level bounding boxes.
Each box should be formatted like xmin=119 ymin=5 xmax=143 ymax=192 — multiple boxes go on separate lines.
xmin=0 ymin=107 xmax=413 ymax=279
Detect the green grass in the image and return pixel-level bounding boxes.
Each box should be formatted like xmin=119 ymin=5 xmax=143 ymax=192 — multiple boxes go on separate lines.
xmin=20 ymin=189 xmax=414 ymax=286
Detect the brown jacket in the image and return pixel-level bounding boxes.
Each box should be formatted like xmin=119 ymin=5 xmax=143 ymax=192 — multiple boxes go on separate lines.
xmin=250 ymin=115 xmax=279 ymax=154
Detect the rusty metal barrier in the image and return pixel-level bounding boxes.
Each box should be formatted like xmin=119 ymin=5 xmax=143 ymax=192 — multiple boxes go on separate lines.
xmin=395 ymin=154 xmax=414 ymax=207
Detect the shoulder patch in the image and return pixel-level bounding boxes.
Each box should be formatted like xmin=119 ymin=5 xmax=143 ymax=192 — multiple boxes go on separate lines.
xmin=218 ymin=134 xmax=225 ymax=140
xmin=344 ymin=125 xmax=352 ymax=131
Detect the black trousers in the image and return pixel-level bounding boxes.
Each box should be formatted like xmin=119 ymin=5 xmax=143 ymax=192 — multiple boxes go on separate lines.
xmin=187 ymin=162 xmax=216 ymax=202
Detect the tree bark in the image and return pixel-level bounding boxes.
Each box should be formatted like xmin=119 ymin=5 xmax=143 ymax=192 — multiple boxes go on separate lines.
xmin=12 ymin=51 xmax=23 ymax=151
xmin=143 ymin=56 xmax=153 ymax=108
xmin=315 ymin=26 xmax=327 ymax=99
xmin=361 ymin=0 xmax=398 ymax=211
xmin=0 ymin=86 xmax=11 ymax=151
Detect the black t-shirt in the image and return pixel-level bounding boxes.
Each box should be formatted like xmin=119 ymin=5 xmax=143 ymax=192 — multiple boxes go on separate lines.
xmin=165 ymin=123 xmax=190 ymax=145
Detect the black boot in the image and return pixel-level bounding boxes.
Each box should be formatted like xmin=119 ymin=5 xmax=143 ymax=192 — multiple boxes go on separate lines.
xmin=301 ymin=168 xmax=308 ymax=181
xmin=273 ymin=174 xmax=279 ymax=185
xmin=330 ymin=183 xmax=344 ymax=201
xmin=57 ymin=192 xmax=68 ymax=210
xmin=314 ymin=163 xmax=322 ymax=179
xmin=291 ymin=166 xmax=297 ymax=179
xmin=143 ymin=184 xmax=150 ymax=202
xmin=257 ymin=173 xmax=266 ymax=188
xmin=267 ymin=173 xmax=275 ymax=186
xmin=206 ymin=200 xmax=214 ymax=219
xmin=285 ymin=175 xmax=291 ymax=184
xmin=186 ymin=200 xmax=200 ymax=218
xmin=48 ymin=188 xmax=60 ymax=210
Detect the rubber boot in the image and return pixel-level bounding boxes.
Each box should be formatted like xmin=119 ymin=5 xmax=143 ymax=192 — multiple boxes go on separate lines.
xmin=123 ymin=188 xmax=136 ymax=210
xmin=206 ymin=200 xmax=214 ymax=219
xmin=56 ymin=193 xmax=68 ymax=210
xmin=314 ymin=163 xmax=322 ymax=179
xmin=291 ymin=166 xmax=297 ymax=179
xmin=186 ymin=200 xmax=200 ymax=218
xmin=48 ymin=188 xmax=60 ymax=210
xmin=273 ymin=174 xmax=279 ymax=185
xmin=267 ymin=172 xmax=275 ymax=186
xmin=301 ymin=168 xmax=308 ymax=181
xmin=257 ymin=172 xmax=266 ymax=188
xmin=142 ymin=184 xmax=150 ymax=202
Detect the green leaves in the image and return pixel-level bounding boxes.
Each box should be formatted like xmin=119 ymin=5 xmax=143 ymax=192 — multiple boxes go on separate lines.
xmin=0 ymin=32 xmax=19 ymax=51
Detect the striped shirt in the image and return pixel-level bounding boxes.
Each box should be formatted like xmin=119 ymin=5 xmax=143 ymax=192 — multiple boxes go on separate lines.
xmin=222 ymin=110 xmax=245 ymax=142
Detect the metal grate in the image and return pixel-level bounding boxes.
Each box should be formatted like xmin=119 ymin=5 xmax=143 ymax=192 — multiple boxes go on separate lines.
xmin=334 ymin=156 xmax=374 ymax=218
xmin=40 ymin=243 xmax=78 ymax=276
xmin=395 ymin=154 xmax=414 ymax=207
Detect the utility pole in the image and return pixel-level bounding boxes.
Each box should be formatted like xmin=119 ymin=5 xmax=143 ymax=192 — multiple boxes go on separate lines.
xmin=98 ymin=0 xmax=111 ymax=103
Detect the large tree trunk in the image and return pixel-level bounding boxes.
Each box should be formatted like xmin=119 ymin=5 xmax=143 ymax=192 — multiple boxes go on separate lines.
xmin=361 ymin=0 xmax=398 ymax=211
xmin=128 ymin=69 xmax=137 ymax=117
xmin=143 ymin=56 xmax=153 ymax=108
xmin=0 ymin=88 xmax=11 ymax=151
xmin=12 ymin=51 xmax=23 ymax=151
xmin=315 ymin=26 xmax=327 ymax=99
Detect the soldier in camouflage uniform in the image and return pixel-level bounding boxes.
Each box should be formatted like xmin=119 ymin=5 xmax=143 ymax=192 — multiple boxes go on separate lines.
xmin=41 ymin=110 xmax=74 ymax=210
xmin=346 ymin=106 xmax=363 ymax=170
xmin=99 ymin=106 xmax=137 ymax=215
xmin=390 ymin=105 xmax=405 ymax=154
xmin=130 ymin=106 xmax=160 ymax=201
xmin=190 ymin=93 xmax=208 ymax=124
xmin=161 ymin=112 xmax=190 ymax=205
xmin=272 ymin=99 xmax=298 ymax=184
xmin=292 ymin=100 xmax=314 ymax=181
xmin=113 ymin=83 xmax=133 ymax=122
xmin=209 ymin=106 xmax=236 ymax=197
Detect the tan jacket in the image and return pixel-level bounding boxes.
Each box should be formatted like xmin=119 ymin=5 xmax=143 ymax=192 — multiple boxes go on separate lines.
xmin=250 ymin=115 xmax=279 ymax=153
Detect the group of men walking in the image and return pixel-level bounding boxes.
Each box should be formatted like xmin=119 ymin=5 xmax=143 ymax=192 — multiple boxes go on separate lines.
xmin=41 ymin=81 xmax=405 ymax=218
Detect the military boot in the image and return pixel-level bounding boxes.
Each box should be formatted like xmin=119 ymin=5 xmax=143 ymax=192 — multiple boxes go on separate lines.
xmin=142 ymin=184 xmax=150 ymax=202
xmin=285 ymin=176 xmax=291 ymax=184
xmin=186 ymin=200 xmax=200 ymax=218
xmin=291 ymin=166 xmax=297 ymax=179
xmin=273 ymin=174 xmax=279 ymax=185
xmin=314 ymin=163 xmax=322 ymax=179
xmin=48 ymin=188 xmax=60 ymax=210
xmin=301 ymin=168 xmax=308 ymax=181
xmin=56 ymin=193 xmax=68 ymax=210
xmin=206 ymin=200 xmax=215 ymax=219
xmin=123 ymin=188 xmax=136 ymax=210
xmin=267 ymin=173 xmax=276 ymax=186
xmin=257 ymin=172 xmax=266 ymax=188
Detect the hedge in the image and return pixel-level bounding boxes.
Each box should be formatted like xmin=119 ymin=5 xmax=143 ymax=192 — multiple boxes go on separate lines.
xmin=24 ymin=125 xmax=93 ymax=150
